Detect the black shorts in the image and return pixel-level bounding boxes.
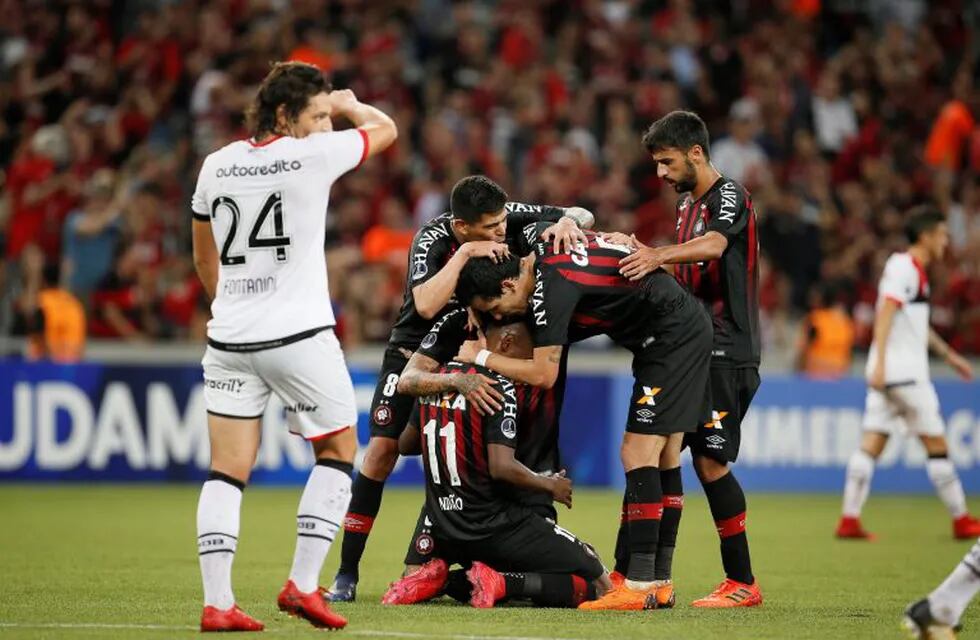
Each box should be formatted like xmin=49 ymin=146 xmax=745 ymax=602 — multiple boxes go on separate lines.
xmin=404 ymin=500 xmax=558 ymax=566
xmin=626 ymin=306 xmax=713 ymax=435
xmin=369 ymin=345 xmax=417 ymax=439
xmin=430 ymin=512 xmax=604 ymax=581
xmin=684 ymin=366 xmax=760 ymax=463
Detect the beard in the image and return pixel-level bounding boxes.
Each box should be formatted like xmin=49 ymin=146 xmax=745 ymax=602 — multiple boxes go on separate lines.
xmin=670 ymin=159 xmax=698 ymax=192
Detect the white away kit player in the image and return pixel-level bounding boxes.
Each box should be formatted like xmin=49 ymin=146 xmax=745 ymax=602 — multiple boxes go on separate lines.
xmin=190 ymin=62 xmax=396 ymax=632
xmin=836 ymin=207 xmax=976 ymax=542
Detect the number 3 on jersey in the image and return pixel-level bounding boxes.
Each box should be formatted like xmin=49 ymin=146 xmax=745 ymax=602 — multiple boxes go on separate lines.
xmin=211 ymin=192 xmax=290 ymax=266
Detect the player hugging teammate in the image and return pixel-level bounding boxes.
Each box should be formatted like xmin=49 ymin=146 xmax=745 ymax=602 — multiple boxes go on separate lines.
xmin=361 ymin=110 xmax=765 ymax=612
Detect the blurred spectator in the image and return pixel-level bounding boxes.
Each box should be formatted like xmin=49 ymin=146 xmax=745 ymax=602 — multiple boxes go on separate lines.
xmin=26 ymin=263 xmax=86 ymax=363
xmin=710 ymin=98 xmax=772 ymax=189
xmin=795 ymin=283 xmax=855 ymax=380
xmin=61 ymin=168 xmax=123 ymax=301
xmin=811 ymin=71 xmax=858 ymax=155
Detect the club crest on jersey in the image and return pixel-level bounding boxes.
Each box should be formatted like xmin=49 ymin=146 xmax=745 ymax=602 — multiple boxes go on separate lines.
xmin=636 ymin=386 xmax=661 ymax=405
xmin=704 ymin=410 xmax=728 ymax=429
xmin=694 ymin=217 xmax=705 ymax=235
xmin=373 ymin=405 xmax=393 ymax=426
xmin=414 ymin=533 xmax=435 ymax=555
xmin=500 ymin=417 xmax=517 ymax=440
xmin=412 ymin=261 xmax=429 ymax=281
xmin=421 ymin=332 xmax=438 ymax=349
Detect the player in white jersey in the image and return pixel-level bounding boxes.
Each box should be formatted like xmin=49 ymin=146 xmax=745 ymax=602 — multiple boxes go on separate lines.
xmin=904 ymin=539 xmax=980 ymax=639
xmin=836 ymin=208 xmax=977 ymax=541
xmin=190 ymin=62 xmax=396 ymax=632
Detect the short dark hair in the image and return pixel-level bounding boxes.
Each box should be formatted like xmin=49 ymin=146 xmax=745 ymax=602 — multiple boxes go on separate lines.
xmin=904 ymin=206 xmax=946 ymax=244
xmin=450 ymin=175 xmax=509 ymax=224
xmin=641 ymin=110 xmax=711 ymax=159
xmin=245 ymin=62 xmax=331 ymax=138
xmin=456 ymin=255 xmax=520 ymax=305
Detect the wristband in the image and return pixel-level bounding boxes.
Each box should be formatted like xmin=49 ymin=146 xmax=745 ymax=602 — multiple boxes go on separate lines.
xmin=475 ymin=349 xmax=491 ymax=367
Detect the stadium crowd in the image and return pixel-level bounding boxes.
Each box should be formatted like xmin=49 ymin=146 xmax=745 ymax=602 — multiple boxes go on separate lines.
xmin=3 ymin=0 xmax=980 ymax=364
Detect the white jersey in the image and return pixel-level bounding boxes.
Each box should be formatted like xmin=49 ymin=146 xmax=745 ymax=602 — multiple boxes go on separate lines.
xmin=191 ymin=130 xmax=367 ymax=346
xmin=865 ymin=252 xmax=931 ymax=383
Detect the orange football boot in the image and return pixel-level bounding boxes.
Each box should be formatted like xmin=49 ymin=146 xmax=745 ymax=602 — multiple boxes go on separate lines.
xmin=691 ymin=578 xmax=762 ymax=608
xmin=578 ymin=583 xmax=656 ymax=611
xmin=644 ymin=580 xmax=676 ymax=609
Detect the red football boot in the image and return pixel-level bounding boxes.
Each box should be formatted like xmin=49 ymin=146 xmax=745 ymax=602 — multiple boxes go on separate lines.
xmin=277 ymin=580 xmax=347 ymax=629
xmin=381 ymin=558 xmax=449 ymax=605
xmin=608 ymin=571 xmax=626 ymax=588
xmin=835 ymin=516 xmax=876 ymax=540
xmin=467 ymin=562 xmax=507 ymax=609
xmin=953 ymin=514 xmax=980 ymax=539
xmin=200 ymin=604 xmax=264 ymax=632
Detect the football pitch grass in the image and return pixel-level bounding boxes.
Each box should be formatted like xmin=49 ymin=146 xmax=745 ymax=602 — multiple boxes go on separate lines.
xmin=1 ymin=485 xmax=978 ymax=639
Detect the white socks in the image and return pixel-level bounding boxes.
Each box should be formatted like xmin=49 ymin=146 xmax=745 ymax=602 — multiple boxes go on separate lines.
xmin=929 ymin=540 xmax=980 ymax=626
xmin=842 ymin=450 xmax=875 ymax=518
xmin=926 ymin=457 xmax=967 ymax=519
xmin=197 ymin=474 xmax=244 ymax=610
xmin=288 ymin=461 xmax=353 ymax=593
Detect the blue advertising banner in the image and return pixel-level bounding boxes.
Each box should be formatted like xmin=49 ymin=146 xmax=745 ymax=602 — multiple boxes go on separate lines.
xmin=1 ymin=361 xmax=978 ymax=492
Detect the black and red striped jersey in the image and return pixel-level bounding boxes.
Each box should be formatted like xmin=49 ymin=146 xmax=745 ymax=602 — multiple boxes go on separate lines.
xmin=417 ymin=361 xmax=525 ymax=541
xmin=517 ymin=222 xmax=697 ymax=352
xmin=674 ymin=176 xmax=760 ymax=367
xmin=417 ymin=307 xmax=563 ymax=478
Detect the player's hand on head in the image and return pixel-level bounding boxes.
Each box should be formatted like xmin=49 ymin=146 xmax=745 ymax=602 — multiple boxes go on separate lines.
xmin=453 ymin=373 xmax=503 ymax=415
xmin=463 ymin=241 xmax=510 ymax=263
xmin=541 ymin=217 xmax=587 ymax=255
xmin=619 ymin=237 xmax=663 ymax=281
xmin=455 ymin=339 xmax=481 ymax=363
xmin=465 ymin=307 xmax=482 ymax=333
xmin=598 ymin=231 xmax=636 ymax=249
xmin=551 ymin=469 xmax=573 ymax=508
xmin=328 ymin=89 xmax=359 ymax=115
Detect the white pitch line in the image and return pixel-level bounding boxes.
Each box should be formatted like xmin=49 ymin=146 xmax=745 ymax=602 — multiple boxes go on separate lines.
xmin=0 ymin=622 xmax=590 ymax=640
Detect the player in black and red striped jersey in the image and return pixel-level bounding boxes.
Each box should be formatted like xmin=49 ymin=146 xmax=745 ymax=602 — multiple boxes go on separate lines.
xmin=389 ymin=314 xmax=571 ymax=589
xmin=454 ymin=223 xmax=713 ymax=611
xmin=328 ymin=175 xmax=594 ymax=601
xmin=379 ymin=330 xmax=612 ymax=609
xmin=612 ymin=110 xmax=762 ymax=608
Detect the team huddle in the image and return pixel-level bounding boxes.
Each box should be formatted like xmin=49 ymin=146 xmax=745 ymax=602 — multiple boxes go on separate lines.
xmin=189 ymin=61 xmax=976 ymax=637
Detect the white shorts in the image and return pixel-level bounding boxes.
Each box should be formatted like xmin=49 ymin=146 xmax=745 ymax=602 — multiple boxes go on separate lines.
xmin=862 ymin=381 xmax=944 ymax=437
xmin=201 ymin=329 xmax=357 ymax=440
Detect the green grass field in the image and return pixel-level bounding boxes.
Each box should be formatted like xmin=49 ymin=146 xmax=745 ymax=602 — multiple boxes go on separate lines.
xmin=1 ymin=485 xmax=977 ymax=639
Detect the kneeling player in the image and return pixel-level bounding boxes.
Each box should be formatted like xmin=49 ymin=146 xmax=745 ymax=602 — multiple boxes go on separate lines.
xmin=383 ymin=357 xmax=611 ymax=608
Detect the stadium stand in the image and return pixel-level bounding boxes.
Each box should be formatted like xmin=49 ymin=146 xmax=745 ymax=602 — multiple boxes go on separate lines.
xmin=3 ymin=0 xmax=980 ymax=358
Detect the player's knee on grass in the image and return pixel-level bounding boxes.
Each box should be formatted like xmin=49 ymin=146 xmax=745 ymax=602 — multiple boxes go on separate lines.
xmin=620 ymin=432 xmax=668 ymax=471
xmin=312 ymin=426 xmax=357 ymax=464
xmin=360 ymin=436 xmax=401 ymax=480
xmin=693 ymin=454 xmax=729 ymax=484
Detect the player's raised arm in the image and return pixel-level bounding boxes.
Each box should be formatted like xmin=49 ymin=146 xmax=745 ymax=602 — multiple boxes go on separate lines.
xmin=326 ymin=89 xmax=397 ymax=158
xmin=412 ymin=241 xmax=509 ymax=320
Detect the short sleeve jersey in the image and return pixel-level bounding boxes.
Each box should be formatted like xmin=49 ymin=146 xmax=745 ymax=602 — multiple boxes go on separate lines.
xmin=418 ymin=362 xmax=525 ymax=541
xmin=865 ymin=252 xmax=931 ymax=383
xmin=674 ymin=176 xmax=761 ymax=367
xmin=388 ymin=203 xmax=567 ymax=348
xmin=518 ymin=223 xmax=694 ymax=352
xmin=190 ymin=130 xmax=367 ymax=346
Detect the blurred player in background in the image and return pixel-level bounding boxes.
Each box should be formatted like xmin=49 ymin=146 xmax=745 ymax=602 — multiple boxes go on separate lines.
xmin=837 ymin=208 xmax=978 ymax=541
xmin=190 ymin=62 xmax=396 ymax=631
xmin=328 ymin=176 xmax=593 ymax=601
xmin=614 ymin=110 xmax=763 ymax=608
